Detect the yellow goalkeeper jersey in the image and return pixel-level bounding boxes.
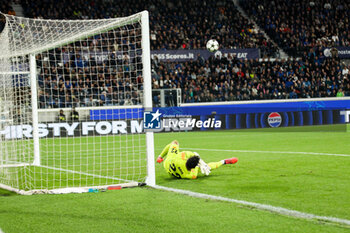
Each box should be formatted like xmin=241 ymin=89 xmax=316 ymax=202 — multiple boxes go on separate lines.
xmin=163 ymin=143 xmax=199 ymax=179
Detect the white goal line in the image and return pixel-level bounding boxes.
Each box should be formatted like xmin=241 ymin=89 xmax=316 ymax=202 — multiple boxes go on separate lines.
xmin=0 ymin=163 xmax=31 ymax=168
xmin=153 ymin=185 xmax=350 ymax=227
xmin=182 ymin=148 xmax=350 ymax=157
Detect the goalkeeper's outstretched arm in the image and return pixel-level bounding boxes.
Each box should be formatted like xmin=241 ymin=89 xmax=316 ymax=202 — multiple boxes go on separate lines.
xmin=157 ymin=140 xmax=179 ymax=163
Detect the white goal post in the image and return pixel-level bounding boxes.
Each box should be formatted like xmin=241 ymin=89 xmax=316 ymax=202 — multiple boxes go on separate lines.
xmin=0 ymin=11 xmax=155 ymax=194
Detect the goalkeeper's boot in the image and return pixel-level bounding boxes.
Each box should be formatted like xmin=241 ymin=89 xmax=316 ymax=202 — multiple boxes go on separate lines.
xmin=224 ymin=157 xmax=238 ymax=165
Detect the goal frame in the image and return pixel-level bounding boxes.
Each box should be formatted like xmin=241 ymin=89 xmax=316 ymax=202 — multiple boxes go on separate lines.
xmin=0 ymin=10 xmax=156 ymax=194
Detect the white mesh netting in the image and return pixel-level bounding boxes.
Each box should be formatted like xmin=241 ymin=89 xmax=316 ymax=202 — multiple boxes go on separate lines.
xmin=0 ymin=11 xmax=151 ymax=194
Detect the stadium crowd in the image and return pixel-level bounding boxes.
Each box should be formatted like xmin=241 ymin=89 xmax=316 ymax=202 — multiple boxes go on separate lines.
xmin=20 ymin=0 xmax=277 ymax=57
xmin=37 ymin=48 xmax=350 ymax=108
xmin=240 ymin=0 xmax=350 ymax=57
xmin=1 ymin=0 xmax=349 ymax=108
xmin=36 ymin=45 xmax=145 ymax=108
xmin=152 ymin=54 xmax=349 ymax=104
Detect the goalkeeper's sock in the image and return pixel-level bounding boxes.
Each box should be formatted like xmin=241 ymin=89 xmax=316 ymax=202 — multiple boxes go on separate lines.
xmin=223 ymin=158 xmax=238 ymax=165
xmin=208 ymin=161 xmax=223 ymax=170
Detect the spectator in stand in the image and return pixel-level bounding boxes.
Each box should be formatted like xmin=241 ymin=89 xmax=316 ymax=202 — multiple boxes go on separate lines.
xmin=70 ymin=107 xmax=79 ymax=121
xmin=0 ymin=1 xmax=15 ymax=15
xmin=0 ymin=2 xmax=16 ymax=32
xmin=336 ymin=88 xmax=344 ymax=97
xmin=58 ymin=109 xmax=66 ymax=122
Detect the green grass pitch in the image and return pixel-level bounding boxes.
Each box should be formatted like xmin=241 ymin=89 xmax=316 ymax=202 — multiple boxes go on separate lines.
xmin=1 ymin=127 xmax=350 ymax=232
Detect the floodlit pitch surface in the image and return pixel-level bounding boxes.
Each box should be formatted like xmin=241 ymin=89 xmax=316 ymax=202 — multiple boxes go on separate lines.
xmin=1 ymin=126 xmax=350 ymax=232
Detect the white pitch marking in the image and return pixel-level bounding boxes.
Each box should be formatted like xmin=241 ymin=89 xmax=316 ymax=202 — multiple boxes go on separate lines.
xmin=39 ymin=165 xmax=131 ymax=183
xmin=182 ymin=148 xmax=350 ymax=157
xmin=0 ymin=227 xmax=4 ymax=233
xmin=153 ymin=185 xmax=350 ymax=227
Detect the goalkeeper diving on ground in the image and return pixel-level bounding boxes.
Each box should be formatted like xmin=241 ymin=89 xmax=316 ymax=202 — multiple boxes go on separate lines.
xmin=157 ymin=140 xmax=238 ymax=179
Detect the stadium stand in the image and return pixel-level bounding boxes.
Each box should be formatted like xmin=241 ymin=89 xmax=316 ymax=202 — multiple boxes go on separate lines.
xmin=20 ymin=0 xmax=277 ymax=56
xmin=0 ymin=1 xmax=15 ymax=32
xmin=240 ymin=0 xmax=350 ymax=57
xmin=0 ymin=1 xmax=15 ymax=16
xmin=2 ymin=0 xmax=349 ymax=107
xmin=153 ymin=55 xmax=350 ymax=103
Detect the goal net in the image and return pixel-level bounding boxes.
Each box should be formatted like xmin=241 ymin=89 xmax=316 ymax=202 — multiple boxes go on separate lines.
xmin=0 ymin=11 xmax=155 ymax=194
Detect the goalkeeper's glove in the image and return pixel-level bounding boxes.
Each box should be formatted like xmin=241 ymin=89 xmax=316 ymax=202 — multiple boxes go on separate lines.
xmin=156 ymin=156 xmax=164 ymax=163
xmin=198 ymin=159 xmax=211 ymax=176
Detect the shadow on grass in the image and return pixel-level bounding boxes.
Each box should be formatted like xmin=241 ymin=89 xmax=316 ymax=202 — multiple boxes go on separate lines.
xmin=0 ymin=188 xmax=17 ymax=197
